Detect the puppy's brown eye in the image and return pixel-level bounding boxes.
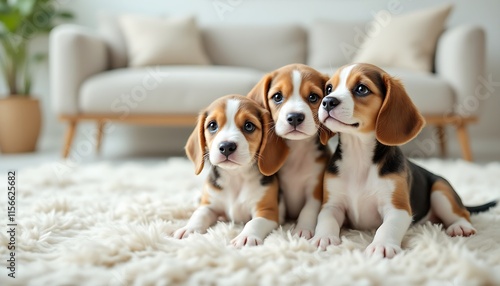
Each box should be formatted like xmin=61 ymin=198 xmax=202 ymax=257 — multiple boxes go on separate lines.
xmin=354 ymin=84 xmax=370 ymax=97
xmin=326 ymin=84 xmax=333 ymax=95
xmin=207 ymin=121 xmax=218 ymax=133
xmin=308 ymin=93 xmax=319 ymax=103
xmin=243 ymin=121 xmax=256 ymax=133
xmin=272 ymin=92 xmax=283 ymax=104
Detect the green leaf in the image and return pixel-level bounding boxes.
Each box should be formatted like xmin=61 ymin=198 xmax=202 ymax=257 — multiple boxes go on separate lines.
xmin=23 ymin=71 xmax=32 ymax=94
xmin=0 ymin=10 xmax=23 ymax=33
xmin=56 ymin=11 xmax=73 ymax=19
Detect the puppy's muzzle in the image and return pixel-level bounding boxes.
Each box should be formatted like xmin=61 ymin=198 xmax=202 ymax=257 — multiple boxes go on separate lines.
xmin=287 ymin=112 xmax=305 ymax=128
xmin=322 ymin=97 xmax=341 ymax=112
xmin=219 ymin=141 xmax=237 ymax=157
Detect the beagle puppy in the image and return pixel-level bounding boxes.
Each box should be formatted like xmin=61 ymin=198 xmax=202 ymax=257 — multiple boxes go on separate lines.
xmin=312 ymin=63 xmax=496 ymax=258
xmin=248 ymin=64 xmax=334 ymax=239
xmin=174 ymin=94 xmax=288 ymax=247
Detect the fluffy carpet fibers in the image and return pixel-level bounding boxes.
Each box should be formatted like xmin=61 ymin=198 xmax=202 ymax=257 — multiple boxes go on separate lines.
xmin=1 ymin=158 xmax=500 ymax=286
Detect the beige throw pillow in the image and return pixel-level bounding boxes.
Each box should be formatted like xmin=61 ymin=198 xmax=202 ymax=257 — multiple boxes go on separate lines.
xmin=119 ymin=15 xmax=211 ymax=67
xmin=353 ymin=4 xmax=452 ymax=72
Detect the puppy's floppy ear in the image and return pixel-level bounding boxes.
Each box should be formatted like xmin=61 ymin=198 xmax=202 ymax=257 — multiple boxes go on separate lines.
xmin=247 ymin=73 xmax=273 ymax=110
xmin=185 ymin=111 xmax=208 ymax=175
xmin=319 ymin=126 xmax=335 ymax=145
xmin=318 ymin=73 xmax=335 ymax=145
xmin=257 ymin=110 xmax=289 ymax=176
xmin=376 ymin=74 xmax=425 ymax=146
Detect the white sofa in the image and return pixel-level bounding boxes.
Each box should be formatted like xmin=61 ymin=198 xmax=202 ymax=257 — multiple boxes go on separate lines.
xmin=50 ymin=19 xmax=485 ymax=160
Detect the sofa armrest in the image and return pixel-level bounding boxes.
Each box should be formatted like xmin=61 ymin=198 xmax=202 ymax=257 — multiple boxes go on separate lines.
xmin=435 ymin=24 xmax=486 ymax=117
xmin=50 ymin=24 xmax=108 ymax=115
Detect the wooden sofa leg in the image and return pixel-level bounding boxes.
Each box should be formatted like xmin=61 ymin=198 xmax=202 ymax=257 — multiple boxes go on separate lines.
xmin=96 ymin=121 xmax=105 ymax=153
xmin=456 ymin=122 xmax=473 ymax=162
xmin=62 ymin=120 xmax=77 ymax=158
xmin=435 ymin=125 xmax=447 ymax=158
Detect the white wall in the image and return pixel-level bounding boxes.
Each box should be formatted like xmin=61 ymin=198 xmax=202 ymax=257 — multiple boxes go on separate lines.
xmin=8 ymin=0 xmax=500 ymax=160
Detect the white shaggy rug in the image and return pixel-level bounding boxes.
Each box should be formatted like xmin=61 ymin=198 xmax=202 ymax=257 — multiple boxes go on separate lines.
xmin=1 ymin=158 xmax=500 ymax=285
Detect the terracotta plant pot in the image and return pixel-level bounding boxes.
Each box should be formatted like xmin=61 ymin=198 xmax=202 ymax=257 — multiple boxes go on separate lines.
xmin=0 ymin=96 xmax=42 ymax=154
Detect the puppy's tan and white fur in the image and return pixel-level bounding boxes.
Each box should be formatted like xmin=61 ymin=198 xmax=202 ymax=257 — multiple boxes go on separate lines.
xmin=248 ymin=64 xmax=334 ymax=239
xmin=312 ymin=64 xmax=495 ymax=258
xmin=174 ymin=94 xmax=288 ymax=247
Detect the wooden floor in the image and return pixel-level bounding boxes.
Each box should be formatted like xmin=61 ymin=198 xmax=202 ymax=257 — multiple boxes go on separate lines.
xmin=59 ymin=114 xmax=478 ymax=161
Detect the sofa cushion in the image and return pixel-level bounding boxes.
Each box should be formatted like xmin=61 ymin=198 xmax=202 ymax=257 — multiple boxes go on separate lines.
xmin=79 ymin=66 xmax=263 ymax=114
xmin=119 ymin=15 xmax=211 ymax=67
xmin=318 ymin=67 xmax=455 ymax=115
xmin=353 ymin=4 xmax=452 ymax=72
xmin=202 ymin=25 xmax=306 ymax=71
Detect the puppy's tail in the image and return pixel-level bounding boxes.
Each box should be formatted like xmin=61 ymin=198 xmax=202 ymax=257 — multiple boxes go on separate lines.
xmin=466 ymin=200 xmax=497 ymax=214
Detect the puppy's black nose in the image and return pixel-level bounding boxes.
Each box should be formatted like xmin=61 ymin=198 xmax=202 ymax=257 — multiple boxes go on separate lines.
xmin=287 ymin=113 xmax=305 ymax=127
xmin=322 ymin=97 xmax=341 ymax=112
xmin=219 ymin=141 xmax=237 ymax=157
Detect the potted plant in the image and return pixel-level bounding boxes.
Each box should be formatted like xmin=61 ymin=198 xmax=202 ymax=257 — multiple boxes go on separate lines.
xmin=0 ymin=0 xmax=72 ymax=153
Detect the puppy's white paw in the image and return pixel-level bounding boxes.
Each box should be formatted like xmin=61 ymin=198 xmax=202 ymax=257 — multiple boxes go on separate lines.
xmin=446 ymin=221 xmax=476 ymax=237
xmin=231 ymin=235 xmax=263 ymax=248
xmin=365 ymin=242 xmax=402 ymax=258
xmin=173 ymin=226 xmax=204 ymax=239
xmin=310 ymin=235 xmax=341 ymax=251
xmin=292 ymin=228 xmax=314 ymax=239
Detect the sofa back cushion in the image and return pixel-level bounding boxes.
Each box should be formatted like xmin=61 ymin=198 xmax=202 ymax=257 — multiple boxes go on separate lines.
xmin=98 ymin=12 xmax=128 ymax=69
xmin=119 ymin=15 xmax=211 ymax=67
xmin=99 ymin=17 xmax=307 ymax=71
xmin=202 ymin=25 xmax=307 ymax=71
